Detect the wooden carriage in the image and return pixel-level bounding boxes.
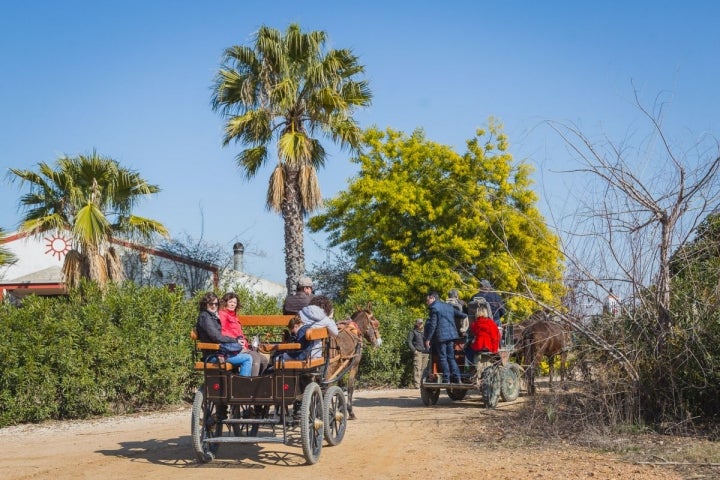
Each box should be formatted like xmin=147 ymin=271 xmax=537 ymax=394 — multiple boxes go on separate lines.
xmin=190 ymin=315 xmax=355 ymax=465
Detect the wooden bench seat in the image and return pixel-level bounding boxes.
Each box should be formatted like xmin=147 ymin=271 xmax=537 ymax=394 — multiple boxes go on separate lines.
xmin=192 ymin=321 xmax=332 ymax=373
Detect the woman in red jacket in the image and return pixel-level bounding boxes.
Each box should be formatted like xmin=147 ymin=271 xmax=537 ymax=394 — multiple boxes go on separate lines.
xmin=218 ymin=292 xmax=269 ymax=376
xmin=465 ymin=299 xmax=500 ymax=365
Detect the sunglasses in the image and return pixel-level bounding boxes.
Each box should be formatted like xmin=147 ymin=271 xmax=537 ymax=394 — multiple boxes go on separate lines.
xmin=208 ymin=301 xmax=219 ymax=306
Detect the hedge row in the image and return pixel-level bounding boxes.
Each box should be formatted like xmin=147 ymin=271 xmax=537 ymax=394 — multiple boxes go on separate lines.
xmin=0 ymin=283 xmax=419 ymax=427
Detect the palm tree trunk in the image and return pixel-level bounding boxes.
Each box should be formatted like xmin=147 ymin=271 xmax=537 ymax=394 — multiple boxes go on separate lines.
xmin=282 ymin=169 xmax=306 ymax=294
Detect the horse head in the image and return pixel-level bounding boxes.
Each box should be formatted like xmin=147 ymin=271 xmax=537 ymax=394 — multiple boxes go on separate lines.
xmin=350 ymin=302 xmax=382 ymax=347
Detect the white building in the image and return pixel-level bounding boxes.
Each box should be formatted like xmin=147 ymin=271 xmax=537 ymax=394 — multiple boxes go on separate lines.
xmin=0 ymin=231 xmax=285 ymax=302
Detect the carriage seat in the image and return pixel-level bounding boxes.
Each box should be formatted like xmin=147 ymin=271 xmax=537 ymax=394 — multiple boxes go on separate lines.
xmin=273 ymin=326 xmax=329 ymax=369
xmin=190 ymin=329 xmax=234 ymax=371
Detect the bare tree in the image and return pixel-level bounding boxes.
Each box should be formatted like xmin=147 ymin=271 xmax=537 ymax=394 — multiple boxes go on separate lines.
xmin=549 ymin=90 xmax=720 ymax=335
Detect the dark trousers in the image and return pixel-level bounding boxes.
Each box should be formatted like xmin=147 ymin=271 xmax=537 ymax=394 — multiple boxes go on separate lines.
xmin=437 ymin=340 xmax=461 ymax=380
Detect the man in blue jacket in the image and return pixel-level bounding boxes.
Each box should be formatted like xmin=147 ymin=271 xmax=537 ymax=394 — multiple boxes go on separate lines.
xmin=424 ymin=291 xmax=467 ymax=383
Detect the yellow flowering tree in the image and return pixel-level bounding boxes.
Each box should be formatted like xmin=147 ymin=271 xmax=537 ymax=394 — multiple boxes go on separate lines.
xmin=309 ymin=122 xmax=564 ymax=318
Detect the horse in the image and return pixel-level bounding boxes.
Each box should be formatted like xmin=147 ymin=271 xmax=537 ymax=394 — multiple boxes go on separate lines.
xmin=327 ymin=303 xmax=382 ymax=420
xmin=522 ymin=318 xmax=571 ymax=395
xmin=511 ymin=309 xmax=549 ymax=364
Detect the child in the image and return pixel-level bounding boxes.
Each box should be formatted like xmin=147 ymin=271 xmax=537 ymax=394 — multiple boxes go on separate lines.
xmin=283 ymin=316 xmax=312 ymax=360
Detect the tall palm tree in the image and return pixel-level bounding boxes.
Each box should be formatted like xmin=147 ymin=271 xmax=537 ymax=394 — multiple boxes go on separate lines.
xmin=9 ymin=151 xmax=168 ymax=286
xmin=211 ymin=23 xmax=372 ymax=294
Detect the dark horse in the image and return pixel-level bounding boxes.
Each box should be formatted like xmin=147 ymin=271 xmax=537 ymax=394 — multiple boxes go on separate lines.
xmin=327 ymin=303 xmax=382 ymax=420
xmin=522 ymin=317 xmax=571 ymax=395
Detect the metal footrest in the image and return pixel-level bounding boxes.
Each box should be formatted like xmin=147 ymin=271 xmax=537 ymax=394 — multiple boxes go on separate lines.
xmin=204 ymin=436 xmax=286 ymax=444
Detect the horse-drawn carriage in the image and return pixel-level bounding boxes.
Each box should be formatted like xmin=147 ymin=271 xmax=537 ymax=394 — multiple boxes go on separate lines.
xmin=190 ymin=309 xmax=380 ymax=465
xmin=420 ymin=324 xmax=522 ymax=408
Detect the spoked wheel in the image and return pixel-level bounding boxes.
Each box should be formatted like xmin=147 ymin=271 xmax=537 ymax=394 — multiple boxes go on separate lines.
xmin=191 ymin=387 xmax=223 ymax=463
xmin=500 ymin=363 xmax=521 ymax=402
xmin=419 ymin=367 xmax=439 ymax=406
xmin=481 ymin=365 xmax=501 ymax=409
xmin=300 ymin=382 xmax=324 ymax=465
xmin=446 ymin=388 xmax=468 ymax=401
xmin=323 ymin=386 xmax=347 ymax=446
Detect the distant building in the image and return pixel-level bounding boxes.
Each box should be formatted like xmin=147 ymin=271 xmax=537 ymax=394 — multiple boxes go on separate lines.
xmin=0 ymin=231 xmax=284 ymax=302
xmin=602 ymin=288 xmax=621 ymax=317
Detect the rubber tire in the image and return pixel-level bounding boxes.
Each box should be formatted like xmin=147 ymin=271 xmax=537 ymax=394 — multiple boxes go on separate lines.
xmin=300 ymin=382 xmax=324 ymax=465
xmin=191 ymin=387 xmax=222 ymax=463
xmin=500 ymin=363 xmax=521 ymax=402
xmin=323 ymin=386 xmax=347 ymax=446
xmin=419 ymin=366 xmax=439 ymax=406
xmin=481 ymin=366 xmax=500 ymax=409
xmin=446 ymin=388 xmax=468 ymax=401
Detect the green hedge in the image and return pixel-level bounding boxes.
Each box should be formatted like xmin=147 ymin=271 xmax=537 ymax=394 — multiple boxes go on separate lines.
xmin=0 ymin=284 xmax=419 ymax=427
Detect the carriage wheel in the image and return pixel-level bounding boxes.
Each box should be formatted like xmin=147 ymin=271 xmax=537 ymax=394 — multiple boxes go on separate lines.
xmin=191 ymin=387 xmax=223 ymax=463
xmin=419 ymin=367 xmax=439 ymax=406
xmin=481 ymin=366 xmax=501 ymax=409
xmin=323 ymin=386 xmax=347 ymax=446
xmin=500 ymin=363 xmax=521 ymax=402
xmin=300 ymin=382 xmax=324 ymax=464
xmin=446 ymin=388 xmax=468 ymax=401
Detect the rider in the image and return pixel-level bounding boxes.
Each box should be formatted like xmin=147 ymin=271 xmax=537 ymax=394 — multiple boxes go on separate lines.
xmin=464 ymin=298 xmax=500 ymax=366
xmin=297 ymin=295 xmax=339 ymax=358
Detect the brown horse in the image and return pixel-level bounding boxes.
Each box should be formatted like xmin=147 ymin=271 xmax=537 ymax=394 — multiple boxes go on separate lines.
xmin=511 ymin=310 xmax=549 ymax=364
xmin=327 ymin=303 xmax=382 ymax=420
xmin=522 ymin=318 xmax=571 ymax=395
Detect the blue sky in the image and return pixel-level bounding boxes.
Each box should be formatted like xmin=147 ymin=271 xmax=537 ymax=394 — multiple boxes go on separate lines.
xmin=1 ymin=1 xmax=718 ymax=284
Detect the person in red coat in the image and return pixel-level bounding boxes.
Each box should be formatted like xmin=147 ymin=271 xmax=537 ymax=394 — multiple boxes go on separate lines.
xmin=464 ymin=299 xmax=500 ymax=365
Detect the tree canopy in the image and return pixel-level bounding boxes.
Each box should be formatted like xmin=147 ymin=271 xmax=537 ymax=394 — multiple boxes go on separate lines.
xmin=210 ymin=23 xmax=372 ymax=294
xmin=309 ymin=122 xmax=565 ymax=318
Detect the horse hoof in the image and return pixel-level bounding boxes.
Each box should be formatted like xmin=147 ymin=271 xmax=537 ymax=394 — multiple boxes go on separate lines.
xmin=349 ymin=413 xmax=357 ymax=420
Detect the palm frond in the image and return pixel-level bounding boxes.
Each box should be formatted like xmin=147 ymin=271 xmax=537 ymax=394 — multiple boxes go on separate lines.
xmin=298 ymin=164 xmax=323 ymax=213
xmin=267 ymin=166 xmax=286 ymax=212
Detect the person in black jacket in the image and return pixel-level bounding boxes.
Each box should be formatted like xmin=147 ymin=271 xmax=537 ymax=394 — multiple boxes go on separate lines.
xmin=472 ymin=279 xmax=506 ymax=328
xmin=407 ymin=318 xmax=429 ymax=388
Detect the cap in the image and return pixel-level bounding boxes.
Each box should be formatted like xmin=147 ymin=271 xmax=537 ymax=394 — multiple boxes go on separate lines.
xmin=298 ymin=276 xmax=314 ymax=288
xmin=415 ymin=318 xmax=424 ymax=325
xmin=480 ymin=279 xmax=492 ymax=289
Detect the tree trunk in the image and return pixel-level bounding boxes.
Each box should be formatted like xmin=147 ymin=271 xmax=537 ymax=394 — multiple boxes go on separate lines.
xmin=282 ymin=168 xmax=306 ymax=295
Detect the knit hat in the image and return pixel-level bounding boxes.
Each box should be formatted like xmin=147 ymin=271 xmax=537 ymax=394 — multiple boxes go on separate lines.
xmin=298 ymin=276 xmax=314 ymax=288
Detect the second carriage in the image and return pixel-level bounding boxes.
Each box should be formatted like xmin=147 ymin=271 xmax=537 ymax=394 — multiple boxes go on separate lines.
xmin=420 ymin=323 xmax=522 ymax=408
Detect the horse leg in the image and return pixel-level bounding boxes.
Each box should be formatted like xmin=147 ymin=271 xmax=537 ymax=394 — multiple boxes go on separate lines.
xmin=548 ymin=353 xmax=554 ymax=391
xmin=346 ymin=364 xmax=358 ymax=420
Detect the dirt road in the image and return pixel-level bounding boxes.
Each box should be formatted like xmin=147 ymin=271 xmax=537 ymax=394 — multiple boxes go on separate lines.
xmin=0 ymin=388 xmax=683 ymax=480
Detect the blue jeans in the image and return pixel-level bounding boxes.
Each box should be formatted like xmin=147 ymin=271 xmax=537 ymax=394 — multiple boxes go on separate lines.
xmin=437 ymin=340 xmax=461 ymax=380
xmin=226 ymin=353 xmax=253 ymax=376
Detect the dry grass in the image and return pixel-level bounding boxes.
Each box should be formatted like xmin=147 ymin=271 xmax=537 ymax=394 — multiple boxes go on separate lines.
xmin=467 ymin=379 xmax=720 ymax=479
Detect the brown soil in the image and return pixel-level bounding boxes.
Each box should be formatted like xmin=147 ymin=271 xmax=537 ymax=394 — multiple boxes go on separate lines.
xmin=0 ymin=388 xmax=716 ymax=480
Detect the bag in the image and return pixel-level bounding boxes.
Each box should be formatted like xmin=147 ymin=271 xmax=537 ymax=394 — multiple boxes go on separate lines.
xmin=220 ymin=342 xmax=242 ymax=355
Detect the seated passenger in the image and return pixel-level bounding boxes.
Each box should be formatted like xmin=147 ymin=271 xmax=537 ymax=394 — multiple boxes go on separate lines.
xmin=464 ymin=299 xmax=500 ymax=366
xmin=298 ymin=295 xmax=339 ymax=358
xmin=218 ymin=291 xmax=269 ymax=375
xmin=282 ymin=316 xmax=313 ymax=361
xmin=195 ymin=292 xmax=253 ymax=376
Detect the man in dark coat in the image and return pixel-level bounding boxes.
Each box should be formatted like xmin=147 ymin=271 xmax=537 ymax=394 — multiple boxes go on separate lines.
xmin=283 ymin=276 xmax=314 ymax=315
xmin=407 ymin=318 xmax=430 ymax=388
xmin=472 ymin=279 xmax=506 ymax=328
xmin=424 ymin=291 xmax=467 ymax=383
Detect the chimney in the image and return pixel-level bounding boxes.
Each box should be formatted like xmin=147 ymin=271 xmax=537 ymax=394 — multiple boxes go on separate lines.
xmin=233 ymin=242 xmax=244 ymax=272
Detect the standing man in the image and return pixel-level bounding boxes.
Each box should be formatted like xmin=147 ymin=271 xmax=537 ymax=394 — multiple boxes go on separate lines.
xmin=407 ymin=318 xmax=430 ymax=388
xmin=283 ymin=276 xmax=314 ymax=315
xmin=472 ymin=279 xmax=506 ymax=328
xmin=424 ymin=291 xmax=467 ymax=383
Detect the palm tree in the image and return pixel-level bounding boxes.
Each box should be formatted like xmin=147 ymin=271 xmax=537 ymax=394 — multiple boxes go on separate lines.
xmin=0 ymin=227 xmax=17 ymax=269
xmin=9 ymin=151 xmax=168 ymax=286
xmin=211 ymin=23 xmax=372 ymax=294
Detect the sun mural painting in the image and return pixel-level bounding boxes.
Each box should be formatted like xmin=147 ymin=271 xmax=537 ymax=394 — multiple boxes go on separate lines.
xmin=45 ymin=234 xmax=72 ymax=260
